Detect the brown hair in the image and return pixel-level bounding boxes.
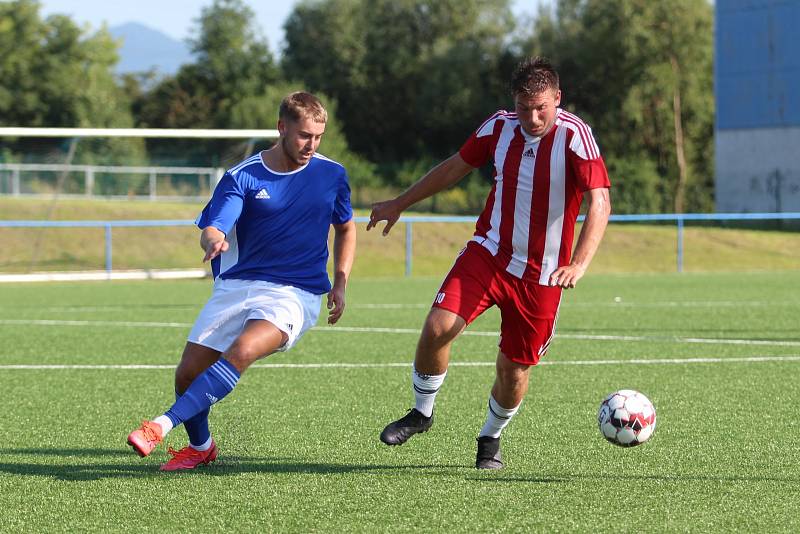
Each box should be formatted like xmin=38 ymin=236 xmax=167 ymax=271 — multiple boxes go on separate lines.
xmin=510 ymin=56 xmax=559 ymax=97
xmin=279 ymin=92 xmax=327 ymax=123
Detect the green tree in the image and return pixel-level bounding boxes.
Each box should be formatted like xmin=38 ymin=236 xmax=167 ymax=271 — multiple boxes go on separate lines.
xmin=0 ymin=0 xmax=143 ymax=165
xmin=523 ymin=0 xmax=714 ymax=213
xmin=136 ymin=0 xmax=280 ymax=166
xmin=283 ymin=0 xmax=515 ymax=164
xmin=138 ymin=0 xmax=279 ymax=129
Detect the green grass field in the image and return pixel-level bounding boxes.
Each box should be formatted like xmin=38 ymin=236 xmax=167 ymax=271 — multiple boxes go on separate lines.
xmin=1 ymin=272 xmax=799 ymax=532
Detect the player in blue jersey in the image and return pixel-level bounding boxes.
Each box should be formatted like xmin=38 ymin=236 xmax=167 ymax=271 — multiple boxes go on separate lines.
xmin=126 ymin=92 xmax=356 ymax=471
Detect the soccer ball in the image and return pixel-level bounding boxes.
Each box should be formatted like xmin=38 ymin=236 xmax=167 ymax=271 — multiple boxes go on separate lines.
xmin=597 ymin=389 xmax=656 ymax=447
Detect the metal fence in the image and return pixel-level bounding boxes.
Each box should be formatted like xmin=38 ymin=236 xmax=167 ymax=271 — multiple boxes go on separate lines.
xmin=0 ymin=163 xmax=224 ymax=200
xmin=2 ymin=213 xmax=799 ymax=277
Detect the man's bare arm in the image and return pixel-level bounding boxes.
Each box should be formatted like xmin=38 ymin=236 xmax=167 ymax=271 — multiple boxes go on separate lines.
xmin=367 ymin=153 xmax=475 ymax=236
xmin=549 ymin=187 xmax=611 ymax=288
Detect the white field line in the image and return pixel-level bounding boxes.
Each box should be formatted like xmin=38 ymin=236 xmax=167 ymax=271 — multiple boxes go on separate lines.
xmin=0 ymin=319 xmax=191 ymax=328
xmin=1 ymin=319 xmax=799 ymax=348
xmin=564 ymin=301 xmax=798 ymax=308
xmin=20 ymin=301 xmax=799 ymax=313
xmin=2 ymin=355 xmax=800 ymax=371
xmin=37 ymin=306 xmax=198 ymax=312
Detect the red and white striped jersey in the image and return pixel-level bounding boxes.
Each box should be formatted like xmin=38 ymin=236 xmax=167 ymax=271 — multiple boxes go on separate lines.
xmin=459 ymin=108 xmax=610 ymax=285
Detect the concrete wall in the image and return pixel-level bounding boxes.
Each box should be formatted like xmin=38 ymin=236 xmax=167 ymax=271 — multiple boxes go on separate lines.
xmin=716 ymin=128 xmax=800 ymax=212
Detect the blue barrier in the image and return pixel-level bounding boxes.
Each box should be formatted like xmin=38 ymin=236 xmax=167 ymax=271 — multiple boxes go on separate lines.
xmin=2 ymin=213 xmax=799 ymax=275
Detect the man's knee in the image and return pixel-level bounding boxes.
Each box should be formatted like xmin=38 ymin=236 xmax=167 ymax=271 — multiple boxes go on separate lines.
xmin=225 ymin=341 xmax=265 ymax=370
xmin=421 ymin=308 xmax=465 ymax=346
xmin=226 ymin=335 xmax=284 ymax=369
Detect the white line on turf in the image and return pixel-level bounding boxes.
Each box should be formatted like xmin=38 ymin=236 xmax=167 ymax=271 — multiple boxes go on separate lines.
xmin=1 ymin=319 xmax=799 ymax=347
xmin=0 ymin=319 xmax=190 ymax=328
xmin=2 ymin=355 xmax=799 ymax=370
xmin=7 ymin=301 xmax=798 ymax=313
xmin=562 ymin=301 xmax=795 ymax=308
xmin=37 ymin=306 xmax=198 ymax=312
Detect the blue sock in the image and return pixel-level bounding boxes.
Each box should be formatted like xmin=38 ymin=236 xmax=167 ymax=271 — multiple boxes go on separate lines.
xmin=178 ymin=391 xmax=211 ymax=448
xmin=164 ymin=358 xmax=240 ymax=428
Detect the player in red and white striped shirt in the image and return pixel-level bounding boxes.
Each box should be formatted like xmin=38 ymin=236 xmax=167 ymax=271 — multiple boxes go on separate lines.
xmin=368 ymin=57 xmax=611 ymax=469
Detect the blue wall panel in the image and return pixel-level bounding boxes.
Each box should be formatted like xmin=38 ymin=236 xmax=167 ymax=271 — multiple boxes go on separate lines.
xmin=716 ymin=0 xmax=800 ymax=129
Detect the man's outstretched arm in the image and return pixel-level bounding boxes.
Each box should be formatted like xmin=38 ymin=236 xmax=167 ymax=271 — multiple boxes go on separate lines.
xmin=367 ymin=153 xmax=475 ymax=236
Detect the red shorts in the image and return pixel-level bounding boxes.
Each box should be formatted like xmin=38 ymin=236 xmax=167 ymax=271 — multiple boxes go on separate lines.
xmin=433 ymin=241 xmax=562 ymax=366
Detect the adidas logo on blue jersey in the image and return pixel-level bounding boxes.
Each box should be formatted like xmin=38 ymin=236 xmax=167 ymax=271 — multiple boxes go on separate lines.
xmin=255 ymin=188 xmax=270 ymax=199
xmin=523 ymin=147 xmax=536 ymax=158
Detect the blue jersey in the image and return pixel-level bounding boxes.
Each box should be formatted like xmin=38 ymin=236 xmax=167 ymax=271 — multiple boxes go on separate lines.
xmin=196 ymin=152 xmax=353 ymax=294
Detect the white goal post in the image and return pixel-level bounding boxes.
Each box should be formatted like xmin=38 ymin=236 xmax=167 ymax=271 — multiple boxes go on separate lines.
xmin=0 ymin=127 xmax=279 ymax=139
xmin=0 ymin=127 xmax=281 ymax=200
xmin=1 ymin=127 xmax=281 ymax=281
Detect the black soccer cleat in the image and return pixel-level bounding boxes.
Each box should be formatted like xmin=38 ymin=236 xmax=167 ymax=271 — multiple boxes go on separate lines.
xmin=380 ymin=408 xmax=434 ymax=446
xmin=476 ymin=436 xmax=503 ymax=470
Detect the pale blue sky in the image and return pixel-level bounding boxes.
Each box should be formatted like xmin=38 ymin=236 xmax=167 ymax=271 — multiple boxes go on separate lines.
xmin=38 ymin=0 xmax=548 ymax=56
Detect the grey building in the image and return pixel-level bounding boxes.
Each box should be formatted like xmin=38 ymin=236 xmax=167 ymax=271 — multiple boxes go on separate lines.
xmin=715 ymin=0 xmax=800 ymax=212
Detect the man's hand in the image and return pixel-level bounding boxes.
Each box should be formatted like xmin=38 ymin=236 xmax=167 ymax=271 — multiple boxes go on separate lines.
xmin=548 ymin=263 xmax=586 ymax=289
xmin=367 ymin=199 xmax=403 ymax=236
xmin=327 ymin=283 xmax=346 ymax=324
xmin=200 ymin=226 xmax=229 ymax=262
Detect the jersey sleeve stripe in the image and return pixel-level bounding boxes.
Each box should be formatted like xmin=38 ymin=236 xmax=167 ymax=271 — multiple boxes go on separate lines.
xmin=557 ymin=114 xmax=596 ymax=159
xmin=228 ymin=154 xmax=262 ymax=176
xmin=475 ymin=111 xmax=507 ymax=138
xmin=312 ymin=152 xmax=346 ymax=169
xmin=558 ymin=111 xmax=600 ymax=159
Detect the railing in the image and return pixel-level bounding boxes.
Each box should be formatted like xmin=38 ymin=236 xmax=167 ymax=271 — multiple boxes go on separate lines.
xmin=0 ymin=163 xmax=224 ymax=200
xmin=1 ymin=213 xmax=799 ymax=276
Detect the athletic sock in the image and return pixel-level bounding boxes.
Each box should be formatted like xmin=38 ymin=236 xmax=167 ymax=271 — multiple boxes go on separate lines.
xmin=163 ymin=358 xmax=240 ymax=429
xmin=190 ymin=436 xmax=214 ymax=452
xmin=412 ymin=365 xmax=446 ymax=418
xmin=478 ymin=395 xmax=521 ymax=438
xmin=178 ymin=391 xmax=211 ymax=449
xmin=152 ymin=415 xmax=174 ymax=436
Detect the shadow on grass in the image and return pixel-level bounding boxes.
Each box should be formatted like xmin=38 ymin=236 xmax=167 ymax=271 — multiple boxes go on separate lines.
xmin=6 ymin=449 xmax=791 ymax=485
xmin=0 ymin=448 xmax=469 ymax=481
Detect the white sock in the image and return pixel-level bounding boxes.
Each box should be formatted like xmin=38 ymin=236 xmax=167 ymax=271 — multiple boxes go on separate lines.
xmin=412 ymin=365 xmax=446 ymax=418
xmin=191 ymin=436 xmax=214 ymax=451
xmin=153 ymin=415 xmax=174 ymax=436
xmin=478 ymin=395 xmax=520 ymax=438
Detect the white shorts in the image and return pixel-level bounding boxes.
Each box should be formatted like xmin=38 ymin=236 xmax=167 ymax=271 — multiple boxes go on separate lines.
xmin=187 ymin=278 xmax=322 ymax=353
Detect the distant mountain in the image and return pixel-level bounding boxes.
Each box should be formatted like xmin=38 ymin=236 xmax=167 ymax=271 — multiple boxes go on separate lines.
xmin=109 ymin=22 xmax=193 ymax=75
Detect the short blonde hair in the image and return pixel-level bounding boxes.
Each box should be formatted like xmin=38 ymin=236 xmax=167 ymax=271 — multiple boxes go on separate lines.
xmin=279 ymin=91 xmax=327 ymax=123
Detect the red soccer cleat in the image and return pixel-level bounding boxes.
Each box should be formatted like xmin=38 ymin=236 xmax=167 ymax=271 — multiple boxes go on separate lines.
xmin=126 ymin=421 xmax=164 ymax=457
xmin=159 ymin=442 xmax=218 ymax=472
